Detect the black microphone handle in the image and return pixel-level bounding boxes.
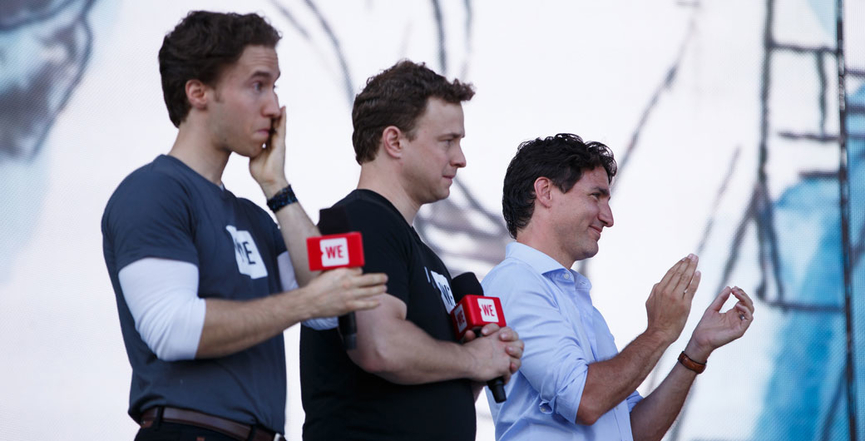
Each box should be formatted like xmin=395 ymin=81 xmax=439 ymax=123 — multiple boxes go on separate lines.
xmin=338 ymin=312 xmax=357 ymax=350
xmin=488 ymin=377 xmax=506 ymax=403
xmin=469 ymin=325 xmax=507 ymax=403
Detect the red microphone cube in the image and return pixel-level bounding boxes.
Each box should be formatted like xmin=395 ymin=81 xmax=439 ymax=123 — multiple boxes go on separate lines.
xmin=450 ymin=295 xmax=507 ymax=340
xmin=307 ymin=232 xmax=365 ymax=271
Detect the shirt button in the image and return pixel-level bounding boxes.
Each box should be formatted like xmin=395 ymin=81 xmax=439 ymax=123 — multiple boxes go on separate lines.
xmin=563 ymin=273 xmax=570 ymax=280
xmin=539 ymin=403 xmax=552 ymax=414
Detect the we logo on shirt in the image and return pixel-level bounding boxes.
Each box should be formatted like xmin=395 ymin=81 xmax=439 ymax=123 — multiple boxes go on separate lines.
xmin=429 ymin=269 xmax=456 ymax=313
xmin=225 ymin=226 xmax=267 ymax=279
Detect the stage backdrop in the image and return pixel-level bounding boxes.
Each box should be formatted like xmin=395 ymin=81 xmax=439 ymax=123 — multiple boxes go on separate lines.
xmin=1 ymin=1 xmax=862 ymax=440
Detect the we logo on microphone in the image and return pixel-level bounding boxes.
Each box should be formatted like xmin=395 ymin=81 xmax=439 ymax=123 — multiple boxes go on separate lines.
xmin=307 ymin=232 xmax=365 ymax=271
xmin=449 ymin=294 xmax=506 ymax=340
xmin=454 ymin=304 xmax=468 ymax=333
xmin=478 ymin=298 xmax=499 ymax=322
xmin=320 ymin=237 xmax=349 ymax=266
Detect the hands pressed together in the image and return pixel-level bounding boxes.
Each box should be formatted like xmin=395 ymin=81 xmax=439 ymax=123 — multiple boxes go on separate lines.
xmin=645 ymin=253 xmax=755 ymax=363
xmin=463 ymin=324 xmax=525 ymax=385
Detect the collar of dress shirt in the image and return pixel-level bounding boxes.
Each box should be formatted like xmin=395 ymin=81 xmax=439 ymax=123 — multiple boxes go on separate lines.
xmin=504 ymin=242 xmax=592 ymax=286
xmin=505 ymin=242 xmax=594 ymax=291
xmin=505 ymin=242 xmax=565 ymax=274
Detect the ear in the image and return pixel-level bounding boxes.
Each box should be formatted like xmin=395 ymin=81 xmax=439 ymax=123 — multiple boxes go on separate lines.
xmin=185 ymin=79 xmax=209 ymax=110
xmin=380 ymin=125 xmax=404 ymax=159
xmin=533 ymin=177 xmax=555 ymax=209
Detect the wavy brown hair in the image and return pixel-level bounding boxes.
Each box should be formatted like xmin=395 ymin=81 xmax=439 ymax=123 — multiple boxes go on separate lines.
xmin=158 ymin=11 xmax=281 ymax=127
xmin=351 ymin=60 xmax=475 ymax=164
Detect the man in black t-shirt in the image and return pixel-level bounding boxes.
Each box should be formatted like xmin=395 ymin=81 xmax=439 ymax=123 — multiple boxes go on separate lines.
xmin=102 ymin=11 xmax=387 ymax=441
xmin=300 ymin=60 xmax=525 ymax=441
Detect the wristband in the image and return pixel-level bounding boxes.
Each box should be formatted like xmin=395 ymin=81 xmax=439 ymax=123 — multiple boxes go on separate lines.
xmin=677 ymin=351 xmax=706 ymax=374
xmin=266 ymin=185 xmax=298 ymax=213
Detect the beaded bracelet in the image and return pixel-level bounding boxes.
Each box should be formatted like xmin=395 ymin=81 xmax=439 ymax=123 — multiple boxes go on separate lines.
xmin=266 ymin=185 xmax=298 ymax=213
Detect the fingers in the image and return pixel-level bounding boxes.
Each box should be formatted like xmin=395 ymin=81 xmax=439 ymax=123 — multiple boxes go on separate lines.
xmin=470 ymin=326 xmax=524 ymax=382
xmin=685 ymin=270 xmax=701 ymax=301
xmin=657 ymin=254 xmax=699 ymax=297
xmin=730 ymin=286 xmax=755 ymax=314
xmin=354 ymin=272 xmax=388 ymax=288
xmin=505 ymin=341 xmax=524 ymax=360
xmin=495 ymin=326 xmax=519 ymax=342
xmin=462 ymin=329 xmax=478 ymax=343
xmin=671 ymin=254 xmax=699 ymax=297
xmin=349 ymin=295 xmax=382 ymax=311
xmin=480 ymin=323 xmax=501 ymax=337
xmin=657 ymin=256 xmax=687 ymax=288
xmin=733 ymin=303 xmax=753 ymax=323
xmin=267 ymin=106 xmax=287 ymax=149
xmin=708 ymin=286 xmax=733 ymax=312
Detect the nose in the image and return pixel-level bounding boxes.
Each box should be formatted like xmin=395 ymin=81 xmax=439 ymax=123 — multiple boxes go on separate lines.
xmin=263 ymin=90 xmax=280 ymax=117
xmin=600 ymin=201 xmax=614 ymax=227
xmin=452 ymin=142 xmax=467 ymax=169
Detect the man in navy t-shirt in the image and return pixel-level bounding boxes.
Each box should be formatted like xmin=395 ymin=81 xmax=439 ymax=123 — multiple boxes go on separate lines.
xmin=101 ymin=11 xmax=387 ymax=441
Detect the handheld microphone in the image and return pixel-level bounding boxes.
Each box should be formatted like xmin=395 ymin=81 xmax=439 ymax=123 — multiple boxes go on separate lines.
xmin=450 ymin=272 xmax=508 ymax=403
xmin=307 ymin=207 xmax=364 ymax=350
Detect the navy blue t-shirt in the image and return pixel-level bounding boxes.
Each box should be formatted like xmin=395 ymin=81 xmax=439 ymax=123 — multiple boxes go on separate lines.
xmin=102 ymin=155 xmax=289 ymax=433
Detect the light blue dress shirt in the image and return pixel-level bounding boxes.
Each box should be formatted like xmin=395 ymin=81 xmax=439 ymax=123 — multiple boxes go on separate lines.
xmin=483 ymin=242 xmax=642 ymax=441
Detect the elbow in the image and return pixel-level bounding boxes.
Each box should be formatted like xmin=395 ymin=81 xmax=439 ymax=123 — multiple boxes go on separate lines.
xmin=575 ymin=402 xmax=604 ymax=426
xmin=348 ymin=342 xmax=406 ymax=383
xmin=137 ymin=307 xmax=203 ymax=362
xmin=148 ymin=333 xmax=197 ymax=362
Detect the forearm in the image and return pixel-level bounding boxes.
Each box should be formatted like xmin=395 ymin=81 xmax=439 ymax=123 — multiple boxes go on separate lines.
xmin=197 ymin=268 xmax=386 ymax=358
xmin=629 ymin=361 xmax=697 ymax=441
xmin=579 ymin=330 xmax=671 ymax=424
xmin=195 ymin=288 xmax=316 ymax=358
xmin=349 ymin=314 xmax=474 ymax=384
xmin=629 ymin=336 xmax=712 ymax=440
xmin=272 ymin=199 xmax=319 ymax=286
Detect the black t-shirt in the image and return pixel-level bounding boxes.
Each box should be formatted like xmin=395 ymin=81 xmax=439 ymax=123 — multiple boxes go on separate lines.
xmin=300 ymin=190 xmax=475 ymax=441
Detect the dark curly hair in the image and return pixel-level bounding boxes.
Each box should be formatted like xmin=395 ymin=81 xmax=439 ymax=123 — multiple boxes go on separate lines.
xmin=502 ymin=133 xmax=617 ymax=239
xmin=351 ymin=60 xmax=475 ymax=164
xmin=158 ymin=11 xmax=281 ymax=127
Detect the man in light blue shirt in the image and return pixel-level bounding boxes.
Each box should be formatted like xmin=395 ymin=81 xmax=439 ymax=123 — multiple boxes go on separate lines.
xmin=484 ymin=133 xmax=755 ymax=441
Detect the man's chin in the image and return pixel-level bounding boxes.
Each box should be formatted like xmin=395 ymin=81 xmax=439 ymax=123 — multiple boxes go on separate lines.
xmin=236 ymin=145 xmax=265 ymax=158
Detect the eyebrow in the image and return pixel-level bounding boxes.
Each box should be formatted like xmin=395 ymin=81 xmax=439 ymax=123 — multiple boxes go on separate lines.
xmin=439 ymin=132 xmax=464 ymax=139
xmin=249 ymin=70 xmax=279 ymax=81
xmin=592 ymin=186 xmax=611 ymax=197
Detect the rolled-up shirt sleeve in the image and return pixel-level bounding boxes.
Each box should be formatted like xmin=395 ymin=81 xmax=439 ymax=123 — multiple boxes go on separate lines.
xmin=485 ymin=263 xmax=590 ymax=423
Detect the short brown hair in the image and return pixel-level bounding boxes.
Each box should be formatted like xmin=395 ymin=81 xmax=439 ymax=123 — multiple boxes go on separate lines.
xmin=503 ymin=133 xmax=617 ymax=238
xmin=351 ymin=60 xmax=475 ymax=164
xmin=158 ymin=11 xmax=281 ymax=127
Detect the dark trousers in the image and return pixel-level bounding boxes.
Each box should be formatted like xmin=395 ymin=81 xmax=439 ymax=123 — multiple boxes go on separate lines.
xmin=135 ymin=421 xmax=238 ymax=441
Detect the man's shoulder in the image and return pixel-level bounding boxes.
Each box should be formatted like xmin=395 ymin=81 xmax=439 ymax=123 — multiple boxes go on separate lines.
xmin=102 ymin=156 xmax=202 ymax=238
xmin=335 ymin=190 xmax=407 ymax=233
xmin=485 ymin=256 xmax=543 ymax=284
xmin=483 ymin=256 xmax=558 ymax=306
xmin=110 ymin=156 xmax=189 ymax=198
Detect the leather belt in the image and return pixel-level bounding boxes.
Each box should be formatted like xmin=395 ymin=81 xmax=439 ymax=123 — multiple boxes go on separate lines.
xmin=140 ymin=407 xmax=284 ymax=441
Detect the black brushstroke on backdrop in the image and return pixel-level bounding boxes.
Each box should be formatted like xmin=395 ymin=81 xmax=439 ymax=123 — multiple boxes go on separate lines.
xmin=833 ymin=0 xmax=858 ymax=436
xmin=431 ymin=0 xmax=446 ymax=74
xmin=271 ymin=0 xmax=355 ymax=106
xmin=303 ymin=0 xmax=355 ymax=106
xmin=676 ymin=0 xmax=859 ymax=438
xmin=696 ymin=147 xmax=741 ymax=256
